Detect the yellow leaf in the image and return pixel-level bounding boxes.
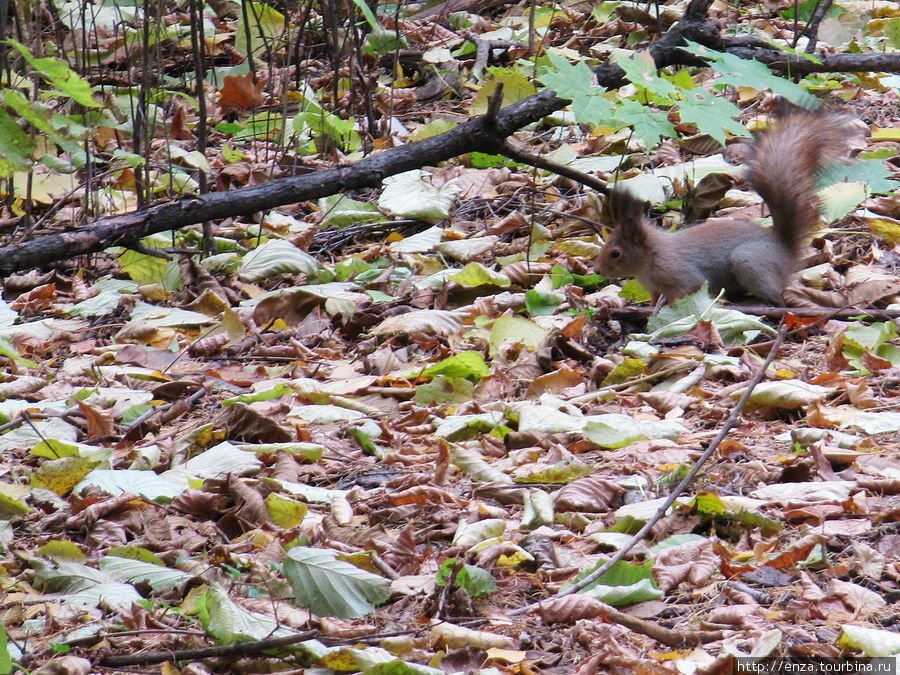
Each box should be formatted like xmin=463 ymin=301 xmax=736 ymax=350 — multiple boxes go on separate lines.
xmin=30 ymin=457 xmax=96 ymax=496
xmin=868 ymin=217 xmax=900 ymax=245
xmin=485 ymin=648 xmax=527 ymax=664
xmin=265 ymin=493 xmax=308 ymax=528
xmin=871 ymin=127 xmax=900 ymax=141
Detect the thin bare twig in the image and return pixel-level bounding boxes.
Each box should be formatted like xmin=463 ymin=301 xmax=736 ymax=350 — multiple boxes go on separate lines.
xmin=510 ymin=320 xmax=789 ymax=616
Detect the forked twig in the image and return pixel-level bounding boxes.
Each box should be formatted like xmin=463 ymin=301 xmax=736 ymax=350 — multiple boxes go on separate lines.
xmin=510 ymin=319 xmax=788 ymax=616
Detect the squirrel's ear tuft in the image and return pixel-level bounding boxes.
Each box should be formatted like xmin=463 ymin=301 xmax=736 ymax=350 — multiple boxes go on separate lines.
xmin=607 ymin=189 xmax=649 ymax=243
xmin=607 ymin=189 xmax=647 ymax=222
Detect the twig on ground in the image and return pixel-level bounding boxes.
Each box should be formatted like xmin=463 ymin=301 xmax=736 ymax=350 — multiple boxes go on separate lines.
xmin=96 ymin=630 xmax=319 ymax=668
xmin=510 ymin=320 xmax=788 ymax=618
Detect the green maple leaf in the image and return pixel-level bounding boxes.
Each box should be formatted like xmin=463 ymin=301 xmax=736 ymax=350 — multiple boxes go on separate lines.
xmin=541 ymin=52 xmax=610 ymax=125
xmin=681 ymin=41 xmax=817 ymax=108
xmin=613 ymin=98 xmax=677 ymax=146
xmin=676 ymin=88 xmax=748 ymax=144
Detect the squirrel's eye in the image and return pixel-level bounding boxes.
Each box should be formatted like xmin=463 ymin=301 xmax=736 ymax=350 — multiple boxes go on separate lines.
xmin=609 ymin=248 xmax=621 ymax=259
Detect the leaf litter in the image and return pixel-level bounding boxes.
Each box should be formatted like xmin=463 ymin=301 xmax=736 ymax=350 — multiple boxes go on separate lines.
xmin=0 ymin=0 xmax=899 ymax=673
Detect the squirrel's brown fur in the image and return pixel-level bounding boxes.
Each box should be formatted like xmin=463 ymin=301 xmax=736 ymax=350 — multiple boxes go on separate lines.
xmin=595 ymin=111 xmax=860 ymax=305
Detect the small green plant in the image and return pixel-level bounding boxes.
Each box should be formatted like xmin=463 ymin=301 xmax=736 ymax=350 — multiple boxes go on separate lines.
xmin=436 ymin=558 xmax=497 ymax=598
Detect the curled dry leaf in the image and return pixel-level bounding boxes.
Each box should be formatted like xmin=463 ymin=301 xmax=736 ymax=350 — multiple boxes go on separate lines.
xmin=430 ymin=621 xmax=519 ymax=649
xmin=66 ymin=492 xmax=137 ymax=530
xmin=217 ymin=401 xmax=293 ymax=443
xmin=706 ymin=604 xmax=765 ymax=626
xmin=76 ymin=399 xmax=115 ymax=439
xmin=227 ymin=476 xmax=272 ymax=528
xmin=500 ymin=260 xmax=553 ymax=285
xmin=172 ymin=488 xmax=224 ymax=519
xmin=189 ymin=332 xmax=230 ymax=356
xmin=371 ymin=309 xmax=463 ymax=337
xmin=32 ymin=656 xmax=92 ymax=675
xmin=0 ymin=375 xmax=47 ymax=400
xmin=653 ymin=537 xmax=717 ymax=592
xmin=540 ymin=594 xmax=609 ymax=623
xmin=830 ymin=579 xmax=887 ymax=615
xmin=331 ymin=493 xmax=353 ymax=526
xmin=554 ymin=476 xmax=626 ymax=513
xmin=638 ymin=390 xmax=697 ymax=414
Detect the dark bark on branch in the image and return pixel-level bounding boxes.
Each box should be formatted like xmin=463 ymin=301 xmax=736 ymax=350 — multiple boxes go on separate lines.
xmin=593 ymin=0 xmax=900 ymax=89
xmin=96 ymin=630 xmax=319 ymax=667
xmin=4 ymin=0 xmax=897 ymax=278
xmin=594 ymin=0 xmax=718 ymax=89
xmin=721 ymin=40 xmax=900 ymax=74
xmin=800 ymin=0 xmax=833 ymax=52
xmin=0 ymin=91 xmax=569 ymax=277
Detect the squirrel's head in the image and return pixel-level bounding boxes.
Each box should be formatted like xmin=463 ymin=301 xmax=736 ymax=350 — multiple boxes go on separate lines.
xmin=594 ymin=189 xmax=651 ymax=279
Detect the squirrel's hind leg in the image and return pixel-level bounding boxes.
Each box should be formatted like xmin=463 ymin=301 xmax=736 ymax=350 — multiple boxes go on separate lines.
xmin=728 ymin=251 xmax=791 ymax=306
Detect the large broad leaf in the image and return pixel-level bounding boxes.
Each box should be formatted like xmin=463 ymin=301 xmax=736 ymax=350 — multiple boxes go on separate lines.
xmin=162 ymin=441 xmax=262 ymax=489
xmin=318 ymin=194 xmax=382 ymax=227
xmin=282 ymin=547 xmax=390 ymax=619
xmin=74 ymin=469 xmax=182 ymax=501
xmin=680 ymin=40 xmax=817 ymax=109
xmin=838 ymin=624 xmax=900 ymax=657
xmin=388 ymin=225 xmax=443 ymax=254
xmin=205 ymin=583 xmax=293 ymax=643
xmin=378 ymin=170 xmax=461 ymax=223
xmin=99 ymin=555 xmax=195 ymax=591
xmin=239 ymin=240 xmax=322 ymax=282
xmin=27 ymin=557 xmax=143 ymax=609
xmin=0 ymin=109 xmax=35 ymax=175
xmin=540 ymin=52 xmax=609 ymax=126
xmin=646 ymin=283 xmax=774 ymax=345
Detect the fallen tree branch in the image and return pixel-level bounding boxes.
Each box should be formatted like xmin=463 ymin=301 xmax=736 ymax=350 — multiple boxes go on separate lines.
xmin=721 ymin=38 xmax=900 ymax=74
xmin=96 ymin=630 xmax=319 ymax=668
xmin=592 ymin=0 xmax=900 ymax=89
xmin=0 ymin=91 xmax=569 ymax=277
xmin=563 ymin=601 xmax=725 ymax=647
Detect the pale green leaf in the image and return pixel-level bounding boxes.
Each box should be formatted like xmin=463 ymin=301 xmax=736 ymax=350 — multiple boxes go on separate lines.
xmin=388 ymin=225 xmax=443 ymax=254
xmin=448 ymin=262 xmax=510 ymax=288
xmin=453 ymin=519 xmax=506 ymax=549
xmin=282 ymin=547 xmax=391 ymax=619
xmin=838 ymin=625 xmax=900 ymax=657
xmin=99 ymin=555 xmax=194 ymax=591
xmin=239 ymin=240 xmax=322 ymax=282
xmin=378 ymin=170 xmax=461 ymax=223
xmin=318 ymin=194 xmax=382 ymax=227
xmin=74 ymin=469 xmax=182 ymax=501
xmin=729 ymin=380 xmax=831 ymax=410
xmin=421 ymin=351 xmax=490 ymax=382
xmin=489 ymin=316 xmax=551 ymax=356
xmin=206 ymin=583 xmax=292 ymax=643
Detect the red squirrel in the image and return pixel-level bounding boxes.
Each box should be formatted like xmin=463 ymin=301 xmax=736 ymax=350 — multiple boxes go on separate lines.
xmin=595 ymin=111 xmax=859 ymax=305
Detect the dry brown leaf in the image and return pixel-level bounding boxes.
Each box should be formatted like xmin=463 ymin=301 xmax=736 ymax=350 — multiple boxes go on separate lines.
xmin=540 ymin=594 xmax=608 ymax=623
xmin=653 ymin=537 xmax=717 ymax=592
xmin=217 ymin=73 xmax=265 ymax=110
xmin=527 ymin=366 xmax=584 ymax=396
xmin=554 ymin=476 xmax=625 ymax=513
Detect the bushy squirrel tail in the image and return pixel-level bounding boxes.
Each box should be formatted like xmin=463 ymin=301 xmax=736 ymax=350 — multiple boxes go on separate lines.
xmin=746 ymin=110 xmax=858 ymax=253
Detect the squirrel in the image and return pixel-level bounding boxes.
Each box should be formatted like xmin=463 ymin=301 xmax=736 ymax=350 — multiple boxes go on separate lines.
xmin=594 ymin=111 xmax=859 ymax=305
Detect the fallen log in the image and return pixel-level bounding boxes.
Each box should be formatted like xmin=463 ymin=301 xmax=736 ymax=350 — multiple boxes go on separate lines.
xmin=0 ymin=90 xmax=569 ymax=277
